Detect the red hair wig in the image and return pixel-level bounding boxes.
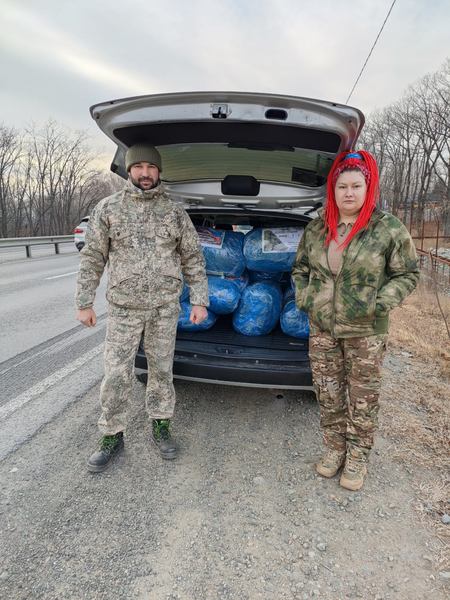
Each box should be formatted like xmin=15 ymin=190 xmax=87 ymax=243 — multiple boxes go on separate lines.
xmin=323 ymin=150 xmax=380 ymax=247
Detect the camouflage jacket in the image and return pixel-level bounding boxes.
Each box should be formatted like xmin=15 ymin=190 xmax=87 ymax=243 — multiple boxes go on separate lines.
xmin=75 ymin=179 xmax=209 ymax=310
xmin=292 ymin=208 xmax=420 ymax=338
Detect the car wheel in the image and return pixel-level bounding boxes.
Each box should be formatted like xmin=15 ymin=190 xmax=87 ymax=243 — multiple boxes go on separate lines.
xmin=136 ymin=373 xmax=148 ymax=384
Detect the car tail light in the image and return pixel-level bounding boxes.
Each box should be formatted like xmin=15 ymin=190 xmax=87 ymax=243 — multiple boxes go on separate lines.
xmin=74 ymin=228 xmax=84 ymax=233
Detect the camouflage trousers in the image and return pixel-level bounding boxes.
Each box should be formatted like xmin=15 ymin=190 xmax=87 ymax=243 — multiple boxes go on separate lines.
xmin=97 ymin=302 xmax=180 ymax=435
xmin=309 ymin=331 xmax=388 ymax=459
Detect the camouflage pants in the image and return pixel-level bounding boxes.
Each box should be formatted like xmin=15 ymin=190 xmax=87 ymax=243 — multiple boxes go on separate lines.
xmin=309 ymin=331 xmax=388 ymax=459
xmin=97 ymin=302 xmax=180 ymax=435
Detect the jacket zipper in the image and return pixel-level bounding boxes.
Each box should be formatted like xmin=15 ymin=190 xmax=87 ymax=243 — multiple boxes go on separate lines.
xmin=327 ymin=248 xmax=343 ymax=339
xmin=328 ymin=228 xmax=369 ymax=338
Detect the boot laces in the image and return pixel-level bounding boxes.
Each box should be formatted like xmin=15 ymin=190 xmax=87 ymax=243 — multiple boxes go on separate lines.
xmin=346 ymin=454 xmax=365 ymax=475
xmin=323 ymin=448 xmax=345 ymax=468
xmin=154 ymin=420 xmax=172 ymax=441
xmin=99 ymin=434 xmax=120 ymax=454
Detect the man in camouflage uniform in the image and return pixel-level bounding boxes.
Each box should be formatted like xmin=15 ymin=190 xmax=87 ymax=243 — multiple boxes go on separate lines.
xmin=292 ymin=168 xmax=420 ymax=490
xmin=76 ymin=144 xmax=209 ymax=472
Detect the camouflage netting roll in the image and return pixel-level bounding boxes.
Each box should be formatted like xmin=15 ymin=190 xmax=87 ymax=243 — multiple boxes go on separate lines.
xmin=243 ymin=227 xmax=304 ymax=272
xmin=177 ymin=301 xmax=218 ymax=331
xmin=232 ymin=282 xmax=283 ymax=336
xmin=207 ymin=275 xmax=242 ymax=314
xmin=196 ymin=227 xmax=245 ymax=277
xmin=280 ymin=288 xmax=310 ymax=339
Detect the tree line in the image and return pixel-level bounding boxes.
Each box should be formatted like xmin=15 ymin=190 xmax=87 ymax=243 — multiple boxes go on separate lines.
xmin=1 ymin=58 xmax=449 ymax=238
xmin=360 ymin=58 xmax=450 ymax=235
xmin=0 ymin=119 xmax=121 ymax=238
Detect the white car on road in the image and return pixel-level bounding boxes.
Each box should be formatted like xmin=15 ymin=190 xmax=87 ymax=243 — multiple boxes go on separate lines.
xmin=74 ymin=216 xmax=90 ymax=251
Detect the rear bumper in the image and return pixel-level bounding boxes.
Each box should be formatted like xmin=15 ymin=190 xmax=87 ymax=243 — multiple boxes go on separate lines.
xmin=135 ymin=347 xmax=313 ymax=390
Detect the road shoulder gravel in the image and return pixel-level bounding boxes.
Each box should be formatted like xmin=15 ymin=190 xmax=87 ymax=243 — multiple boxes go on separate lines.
xmin=0 ymin=373 xmax=448 ymax=599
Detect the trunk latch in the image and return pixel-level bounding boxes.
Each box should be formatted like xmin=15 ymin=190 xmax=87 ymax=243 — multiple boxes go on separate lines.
xmin=211 ymin=104 xmax=229 ymax=119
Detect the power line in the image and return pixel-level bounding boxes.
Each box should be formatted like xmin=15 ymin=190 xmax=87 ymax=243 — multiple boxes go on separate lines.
xmin=345 ymin=0 xmax=398 ymax=104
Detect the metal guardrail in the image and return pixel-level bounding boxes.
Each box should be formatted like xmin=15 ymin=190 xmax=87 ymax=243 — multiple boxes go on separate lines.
xmin=0 ymin=235 xmax=74 ymax=258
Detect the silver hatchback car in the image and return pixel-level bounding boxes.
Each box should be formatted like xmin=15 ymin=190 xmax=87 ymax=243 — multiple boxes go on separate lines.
xmin=90 ymin=91 xmax=364 ymax=389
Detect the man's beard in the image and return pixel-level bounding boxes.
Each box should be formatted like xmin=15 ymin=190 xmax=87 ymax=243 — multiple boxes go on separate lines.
xmin=130 ymin=175 xmax=159 ymax=191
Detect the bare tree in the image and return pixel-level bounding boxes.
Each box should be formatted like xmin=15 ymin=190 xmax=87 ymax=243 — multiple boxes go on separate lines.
xmin=21 ymin=120 xmax=102 ymax=235
xmin=428 ymin=59 xmax=450 ymax=235
xmin=74 ymin=171 xmax=123 ymax=222
xmin=361 ymin=58 xmax=450 ymax=234
xmin=359 ymin=102 xmax=420 ymax=218
xmin=0 ymin=118 xmax=126 ymax=237
xmin=0 ymin=125 xmax=22 ymax=237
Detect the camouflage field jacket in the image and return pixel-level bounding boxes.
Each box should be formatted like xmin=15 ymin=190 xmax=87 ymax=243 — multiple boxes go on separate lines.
xmin=292 ymin=208 xmax=420 ymax=338
xmin=75 ymin=180 xmax=209 ymax=310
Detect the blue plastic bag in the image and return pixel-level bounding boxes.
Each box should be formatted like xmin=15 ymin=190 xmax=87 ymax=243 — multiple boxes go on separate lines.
xmin=243 ymin=227 xmax=303 ymax=272
xmin=197 ymin=227 xmax=245 ymax=277
xmin=248 ymin=270 xmax=284 ymax=283
xmin=225 ymin=271 xmax=249 ymax=293
xmin=280 ymin=288 xmax=310 ymax=339
xmin=207 ymin=275 xmax=242 ymax=314
xmin=177 ymin=301 xmax=218 ymax=331
xmin=232 ymin=282 xmax=283 ymax=336
xmin=179 ymin=272 xmax=248 ymax=312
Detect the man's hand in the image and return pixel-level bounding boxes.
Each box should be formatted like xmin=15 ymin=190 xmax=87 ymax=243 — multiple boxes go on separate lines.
xmin=77 ymin=308 xmax=97 ymax=327
xmin=189 ymin=305 xmax=208 ymax=325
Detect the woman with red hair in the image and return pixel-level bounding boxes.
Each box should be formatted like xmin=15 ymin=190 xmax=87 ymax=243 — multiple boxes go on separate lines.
xmin=292 ymin=151 xmax=420 ymax=490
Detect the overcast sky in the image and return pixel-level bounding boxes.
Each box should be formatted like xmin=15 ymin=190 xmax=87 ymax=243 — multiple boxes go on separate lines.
xmin=1 ymin=0 xmax=449 ymax=161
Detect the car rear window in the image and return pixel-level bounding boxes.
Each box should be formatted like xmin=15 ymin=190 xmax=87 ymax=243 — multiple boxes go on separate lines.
xmin=159 ymin=145 xmax=333 ymax=187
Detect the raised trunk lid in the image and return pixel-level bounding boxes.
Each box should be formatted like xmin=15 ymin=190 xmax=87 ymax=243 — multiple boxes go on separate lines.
xmin=91 ymin=91 xmax=364 ymax=213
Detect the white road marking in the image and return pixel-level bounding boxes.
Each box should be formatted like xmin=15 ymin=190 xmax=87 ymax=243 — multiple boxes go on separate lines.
xmin=0 ymin=343 xmax=104 ymax=421
xmin=45 ymin=271 xmax=79 ymax=280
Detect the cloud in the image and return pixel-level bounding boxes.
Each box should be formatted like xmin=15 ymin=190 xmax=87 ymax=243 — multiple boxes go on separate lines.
xmin=1 ymin=3 xmax=162 ymax=96
xmin=1 ymin=0 xmax=449 ymax=135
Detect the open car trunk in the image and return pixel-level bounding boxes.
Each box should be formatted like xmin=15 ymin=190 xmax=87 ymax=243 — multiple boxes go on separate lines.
xmin=135 ymin=209 xmax=313 ymax=389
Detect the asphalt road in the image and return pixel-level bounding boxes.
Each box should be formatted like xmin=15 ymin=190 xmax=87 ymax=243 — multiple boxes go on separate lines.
xmin=0 ymin=248 xmax=107 ymax=460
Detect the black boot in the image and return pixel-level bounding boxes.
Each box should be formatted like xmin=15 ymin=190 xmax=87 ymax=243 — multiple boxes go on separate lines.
xmin=87 ymin=432 xmax=124 ymax=473
xmin=152 ymin=419 xmax=178 ymax=460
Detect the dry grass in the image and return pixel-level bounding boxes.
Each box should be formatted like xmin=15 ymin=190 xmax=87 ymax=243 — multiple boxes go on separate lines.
xmin=379 ymin=280 xmax=450 ymax=567
xmin=389 ymin=281 xmax=450 ymax=377
xmin=416 ymin=478 xmax=450 ymax=569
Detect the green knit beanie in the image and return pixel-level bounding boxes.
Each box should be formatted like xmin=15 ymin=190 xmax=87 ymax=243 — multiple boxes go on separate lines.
xmin=126 ymin=144 xmax=162 ymax=172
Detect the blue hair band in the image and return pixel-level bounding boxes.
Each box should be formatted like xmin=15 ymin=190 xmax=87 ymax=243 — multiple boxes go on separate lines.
xmin=345 ymin=152 xmax=363 ymax=160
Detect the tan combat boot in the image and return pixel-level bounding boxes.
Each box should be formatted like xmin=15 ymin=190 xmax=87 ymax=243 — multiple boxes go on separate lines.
xmin=340 ymin=450 xmax=367 ymax=490
xmin=316 ymin=448 xmax=346 ymax=478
